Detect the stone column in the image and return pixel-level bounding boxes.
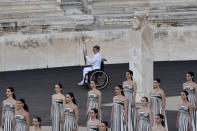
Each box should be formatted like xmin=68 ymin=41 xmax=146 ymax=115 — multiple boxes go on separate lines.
xmin=129 ymin=11 xmax=153 ymax=102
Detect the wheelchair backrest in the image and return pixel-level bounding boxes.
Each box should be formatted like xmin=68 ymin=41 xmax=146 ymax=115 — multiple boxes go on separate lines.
xmin=101 ymin=58 xmax=107 ymax=70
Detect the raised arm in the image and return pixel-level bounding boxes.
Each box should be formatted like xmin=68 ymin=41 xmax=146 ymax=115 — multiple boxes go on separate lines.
xmin=86 ymin=54 xmax=99 ymax=65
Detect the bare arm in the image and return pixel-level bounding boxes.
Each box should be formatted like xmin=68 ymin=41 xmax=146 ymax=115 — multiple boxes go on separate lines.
xmin=161 ymin=91 xmax=166 ymax=114
xmin=98 ymin=92 xmax=102 ymax=114
xmin=189 ymin=105 xmax=193 ymax=129
xmin=74 ymin=106 xmax=79 ymax=130
xmin=149 ymin=110 xmax=153 ymax=127
xmin=123 ymin=99 xmax=128 ymax=124
xmin=176 ymin=110 xmax=180 ymax=128
xmin=1 ymin=101 xmax=5 ymax=128
xmin=195 ymin=85 xmax=197 ymax=109
xmin=25 ymin=113 xmax=30 ymax=131
xmin=61 ymin=105 xmax=65 ymax=124
xmin=132 ymin=82 xmax=137 ymax=107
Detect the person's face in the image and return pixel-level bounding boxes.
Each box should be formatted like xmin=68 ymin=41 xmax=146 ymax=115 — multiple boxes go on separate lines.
xmin=155 ymin=115 xmax=162 ymax=124
xmin=54 ymin=84 xmax=62 ymax=93
xmin=99 ymin=123 xmax=107 ymax=131
xmin=133 ymin=16 xmax=141 ymax=29
xmin=153 ymin=80 xmax=160 ymax=88
xmin=90 ymin=110 xmax=97 ymax=119
xmin=186 ymin=74 xmax=193 ymax=81
xmin=33 ymin=118 xmax=40 ymax=127
xmin=115 ymin=87 xmax=121 ymax=95
xmin=181 ymin=92 xmax=187 ymax=100
xmin=126 ymin=72 xmax=132 ymax=80
xmin=17 ymin=101 xmax=24 ymax=110
xmin=6 ymin=89 xmax=12 ymax=97
xmin=141 ymin=98 xmax=147 ymax=106
xmin=93 ymin=48 xmax=98 ymax=54
xmin=66 ymin=94 xmax=72 ymax=103
xmin=90 ymin=81 xmax=96 ymax=89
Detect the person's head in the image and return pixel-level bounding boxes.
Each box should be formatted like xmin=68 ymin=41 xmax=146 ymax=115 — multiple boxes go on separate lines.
xmin=90 ymin=108 xmax=98 ymax=119
xmin=99 ymin=121 xmax=108 ymax=131
xmin=6 ymin=87 xmax=16 ymax=99
xmin=141 ymin=97 xmax=148 ymax=107
xmin=153 ymin=78 xmax=161 ymax=89
xmin=186 ymin=72 xmax=194 ymax=82
xmin=90 ymin=80 xmax=97 ymax=89
xmin=156 ymin=114 xmax=165 ymax=127
xmin=126 ymin=70 xmax=133 ymax=80
xmin=181 ymin=90 xmax=189 ymax=101
xmin=66 ymin=92 xmax=77 ymax=105
xmin=33 ymin=117 xmax=41 ymax=128
xmin=115 ymin=85 xmax=124 ymax=96
xmin=93 ymin=45 xmax=100 ymax=54
xmin=54 ymin=83 xmax=62 ymax=94
xmin=17 ymin=99 xmax=29 ymax=112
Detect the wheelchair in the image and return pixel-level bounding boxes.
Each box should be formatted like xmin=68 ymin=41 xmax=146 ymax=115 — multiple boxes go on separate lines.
xmin=84 ymin=58 xmax=109 ymax=90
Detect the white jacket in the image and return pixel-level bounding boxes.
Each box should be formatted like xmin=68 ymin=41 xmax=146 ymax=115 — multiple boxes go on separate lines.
xmin=86 ymin=52 xmax=102 ymax=70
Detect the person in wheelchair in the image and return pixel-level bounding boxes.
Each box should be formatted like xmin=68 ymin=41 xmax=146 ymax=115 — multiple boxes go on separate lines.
xmin=78 ymin=45 xmax=102 ymax=86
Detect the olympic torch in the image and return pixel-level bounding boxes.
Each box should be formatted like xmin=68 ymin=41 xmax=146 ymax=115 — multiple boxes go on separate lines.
xmin=82 ymin=37 xmax=90 ymax=65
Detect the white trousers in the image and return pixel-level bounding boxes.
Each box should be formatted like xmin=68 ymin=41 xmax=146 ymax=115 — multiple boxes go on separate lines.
xmin=82 ymin=67 xmax=93 ymax=82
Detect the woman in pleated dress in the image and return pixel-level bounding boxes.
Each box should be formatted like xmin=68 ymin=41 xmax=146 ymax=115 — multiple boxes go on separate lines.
xmin=14 ymin=99 xmax=30 ymax=131
xmin=87 ymin=108 xmax=100 ymax=131
xmin=150 ymin=78 xmax=168 ymax=130
xmin=51 ymin=84 xmax=66 ymax=131
xmin=137 ymin=97 xmax=153 ymax=131
xmin=152 ymin=114 xmax=166 ymax=131
xmin=182 ymin=72 xmax=197 ymax=129
xmin=111 ymin=85 xmax=128 ymax=131
xmin=62 ymin=92 xmax=78 ymax=131
xmin=123 ymin=70 xmax=137 ymax=131
xmin=176 ymin=91 xmax=193 ymax=131
xmin=1 ymin=87 xmax=17 ymax=131
xmin=87 ymin=80 xmax=102 ymax=120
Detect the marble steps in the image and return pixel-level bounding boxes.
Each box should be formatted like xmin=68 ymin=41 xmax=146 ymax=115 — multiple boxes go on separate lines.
xmin=0 ymin=1 xmax=59 ymax=12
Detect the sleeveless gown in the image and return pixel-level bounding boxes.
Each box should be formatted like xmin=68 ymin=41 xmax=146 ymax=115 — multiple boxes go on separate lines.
xmin=138 ymin=112 xmax=150 ymax=131
xmin=88 ymin=93 xmax=101 ymax=120
xmin=111 ymin=100 xmax=126 ymax=131
xmin=178 ymin=105 xmax=195 ymax=131
xmin=63 ymin=107 xmax=76 ymax=131
xmin=151 ymin=93 xmax=168 ymax=131
xmin=123 ymin=84 xmax=137 ymax=131
xmin=3 ymin=103 xmax=15 ymax=131
xmin=88 ymin=125 xmax=99 ymax=131
xmin=15 ymin=115 xmax=26 ymax=131
xmin=184 ymin=85 xmax=197 ymax=130
xmin=52 ymin=99 xmax=63 ymax=131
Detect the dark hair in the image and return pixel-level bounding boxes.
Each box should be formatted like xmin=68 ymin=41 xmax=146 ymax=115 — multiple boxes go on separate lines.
xmin=182 ymin=90 xmax=189 ymax=101
xmin=7 ymin=87 xmax=16 ymax=100
xmin=154 ymin=78 xmax=161 ymax=83
xmin=101 ymin=121 xmax=108 ymax=131
xmin=55 ymin=83 xmax=63 ymax=93
xmin=91 ymin=108 xmax=98 ymax=119
xmin=18 ymin=99 xmax=29 ymax=112
xmin=66 ymin=92 xmax=77 ymax=105
xmin=93 ymin=45 xmax=100 ymax=52
xmin=33 ymin=117 xmax=41 ymax=127
xmin=156 ymin=114 xmax=165 ymax=127
xmin=142 ymin=97 xmax=149 ymax=102
xmin=127 ymin=70 xmax=133 ymax=80
xmin=187 ymin=72 xmax=194 ymax=81
xmin=90 ymin=79 xmax=98 ymax=85
xmin=116 ymin=85 xmax=125 ymax=96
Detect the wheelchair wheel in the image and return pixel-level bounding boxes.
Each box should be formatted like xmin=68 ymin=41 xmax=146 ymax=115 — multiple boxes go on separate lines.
xmin=89 ymin=70 xmax=109 ymax=90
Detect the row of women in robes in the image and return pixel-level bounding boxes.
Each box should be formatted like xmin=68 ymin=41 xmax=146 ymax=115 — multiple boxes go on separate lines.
xmin=1 ymin=71 xmax=197 ymax=131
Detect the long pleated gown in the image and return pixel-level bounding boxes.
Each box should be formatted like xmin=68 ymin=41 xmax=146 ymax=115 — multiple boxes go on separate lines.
xmin=111 ymin=100 xmax=126 ymax=131
xmin=151 ymin=93 xmax=168 ymax=131
xmin=15 ymin=115 xmax=26 ymax=131
xmin=123 ymin=84 xmax=137 ymax=131
xmin=3 ymin=103 xmax=15 ymax=131
xmin=52 ymin=99 xmax=63 ymax=131
xmin=178 ymin=105 xmax=196 ymax=131
xmin=88 ymin=125 xmax=99 ymax=131
xmin=138 ymin=112 xmax=150 ymax=131
xmin=63 ymin=107 xmax=76 ymax=131
xmin=184 ymin=85 xmax=197 ymax=129
xmin=88 ymin=93 xmax=100 ymax=120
